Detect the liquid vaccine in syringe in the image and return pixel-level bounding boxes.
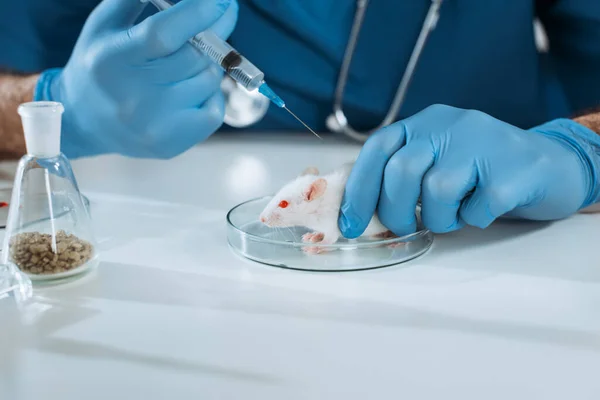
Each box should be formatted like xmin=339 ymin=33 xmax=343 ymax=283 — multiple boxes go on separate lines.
xmin=142 ymin=0 xmax=276 ymax=101
xmin=190 ymin=30 xmax=285 ymax=105
xmin=192 ymin=31 xmax=267 ymax=92
xmin=191 ymin=30 xmax=321 ymax=138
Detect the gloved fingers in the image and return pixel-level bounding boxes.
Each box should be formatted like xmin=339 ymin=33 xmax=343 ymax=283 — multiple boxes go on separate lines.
xmin=126 ymin=0 xmax=237 ymax=60
xmin=458 ymin=184 xmax=520 ymax=229
xmin=401 ymin=104 xmax=467 ymax=135
xmin=141 ymin=44 xmax=213 ymax=83
xmin=338 ymin=122 xmax=408 ymax=238
xmin=82 ymin=0 xmax=148 ymax=36
xmin=377 ymin=140 xmax=435 ymax=237
xmin=420 ymin=161 xmax=477 ymax=233
xmin=207 ymin=0 xmax=239 ymax=39
xmin=146 ymin=91 xmax=225 ymax=158
xmin=139 ymin=1 xmax=239 ymax=83
xmin=169 ymin=65 xmax=223 ymax=108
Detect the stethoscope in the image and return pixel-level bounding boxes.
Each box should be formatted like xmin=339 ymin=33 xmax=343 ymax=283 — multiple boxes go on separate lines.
xmin=221 ymin=0 xmax=445 ymax=142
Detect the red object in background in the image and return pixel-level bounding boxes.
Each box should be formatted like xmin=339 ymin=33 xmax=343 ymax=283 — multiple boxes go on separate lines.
xmin=0 ymin=202 xmax=8 ymax=207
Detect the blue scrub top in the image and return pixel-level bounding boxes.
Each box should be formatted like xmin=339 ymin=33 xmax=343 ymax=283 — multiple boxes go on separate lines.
xmin=1 ymin=0 xmax=599 ymax=134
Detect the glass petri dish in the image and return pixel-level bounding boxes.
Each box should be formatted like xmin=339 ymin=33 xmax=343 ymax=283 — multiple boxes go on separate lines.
xmin=226 ymin=196 xmax=433 ymax=272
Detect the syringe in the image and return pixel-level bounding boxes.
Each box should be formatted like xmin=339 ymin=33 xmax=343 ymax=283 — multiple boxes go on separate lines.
xmin=141 ymin=0 xmax=321 ymax=139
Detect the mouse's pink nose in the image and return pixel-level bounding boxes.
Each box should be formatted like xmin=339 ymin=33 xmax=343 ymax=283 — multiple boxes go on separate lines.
xmin=260 ymin=216 xmax=266 ymax=223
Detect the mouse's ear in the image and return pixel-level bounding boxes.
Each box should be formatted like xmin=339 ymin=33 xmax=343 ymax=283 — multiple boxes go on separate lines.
xmin=299 ymin=166 xmax=319 ymax=176
xmin=303 ymin=178 xmax=327 ymax=201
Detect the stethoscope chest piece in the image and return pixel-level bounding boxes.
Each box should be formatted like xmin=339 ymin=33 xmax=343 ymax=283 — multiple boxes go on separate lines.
xmin=325 ymin=110 xmax=348 ymax=133
xmin=221 ymin=75 xmax=270 ymax=128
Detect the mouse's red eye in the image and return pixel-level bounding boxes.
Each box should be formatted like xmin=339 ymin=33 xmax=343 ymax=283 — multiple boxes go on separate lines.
xmin=278 ymin=200 xmax=289 ymax=208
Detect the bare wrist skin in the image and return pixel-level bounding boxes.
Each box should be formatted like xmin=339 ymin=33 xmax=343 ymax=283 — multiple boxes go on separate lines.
xmin=574 ymin=108 xmax=600 ymax=135
xmin=0 ymin=72 xmax=39 ymax=160
xmin=572 ymin=107 xmax=600 ymax=212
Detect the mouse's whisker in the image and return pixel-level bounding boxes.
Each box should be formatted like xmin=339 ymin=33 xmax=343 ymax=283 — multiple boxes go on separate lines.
xmin=284 ymin=226 xmax=296 ymax=241
xmin=275 ymin=227 xmax=287 ymax=241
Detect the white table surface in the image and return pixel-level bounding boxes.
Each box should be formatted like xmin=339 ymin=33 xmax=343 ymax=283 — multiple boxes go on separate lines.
xmin=1 ymin=132 xmax=599 ymax=399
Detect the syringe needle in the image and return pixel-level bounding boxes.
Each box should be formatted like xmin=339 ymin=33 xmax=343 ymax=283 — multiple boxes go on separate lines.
xmin=283 ymin=106 xmax=323 ymax=140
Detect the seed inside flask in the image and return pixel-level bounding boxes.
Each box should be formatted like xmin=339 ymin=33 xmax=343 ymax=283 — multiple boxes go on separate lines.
xmin=8 ymin=230 xmax=93 ymax=275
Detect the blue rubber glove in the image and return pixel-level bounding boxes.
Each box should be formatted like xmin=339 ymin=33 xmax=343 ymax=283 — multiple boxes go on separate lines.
xmin=33 ymin=0 xmax=238 ymax=159
xmin=338 ymin=104 xmax=600 ymax=237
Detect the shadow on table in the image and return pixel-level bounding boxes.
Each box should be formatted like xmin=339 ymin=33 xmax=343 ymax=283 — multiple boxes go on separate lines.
xmin=34 ymin=337 xmax=280 ymax=384
xmin=405 ymin=215 xmax=600 ymax=283
xmin=426 ymin=219 xmax=553 ymax=255
xmin=19 ymin=271 xmax=281 ymax=385
xmin=43 ymin=261 xmax=600 ymax=354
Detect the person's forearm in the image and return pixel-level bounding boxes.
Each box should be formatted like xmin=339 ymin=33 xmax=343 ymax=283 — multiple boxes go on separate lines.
xmin=572 ymin=107 xmax=600 ymax=212
xmin=574 ymin=107 xmax=600 ymax=135
xmin=0 ymin=72 xmax=39 ymax=160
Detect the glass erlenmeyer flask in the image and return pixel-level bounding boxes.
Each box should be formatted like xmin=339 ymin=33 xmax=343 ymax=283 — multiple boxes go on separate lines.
xmin=0 ymin=262 xmax=32 ymax=304
xmin=0 ymin=101 xmax=99 ymax=283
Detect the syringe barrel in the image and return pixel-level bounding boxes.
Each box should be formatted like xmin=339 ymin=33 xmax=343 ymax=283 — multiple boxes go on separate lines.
xmin=191 ymin=30 xmax=265 ymax=91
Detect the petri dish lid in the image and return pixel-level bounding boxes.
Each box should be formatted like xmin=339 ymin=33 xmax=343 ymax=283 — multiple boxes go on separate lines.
xmin=226 ymin=196 xmax=433 ymax=272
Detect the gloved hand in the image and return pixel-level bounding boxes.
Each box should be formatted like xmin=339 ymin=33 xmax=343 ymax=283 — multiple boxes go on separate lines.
xmin=338 ymin=104 xmax=600 ymax=238
xmin=33 ymin=0 xmax=238 ymax=159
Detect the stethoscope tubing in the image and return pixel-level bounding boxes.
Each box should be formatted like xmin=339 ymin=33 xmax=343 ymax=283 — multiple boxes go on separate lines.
xmin=326 ymin=0 xmax=445 ymax=142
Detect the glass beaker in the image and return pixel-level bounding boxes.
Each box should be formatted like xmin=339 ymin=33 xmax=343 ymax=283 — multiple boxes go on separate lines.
xmin=0 ymin=101 xmax=99 ymax=282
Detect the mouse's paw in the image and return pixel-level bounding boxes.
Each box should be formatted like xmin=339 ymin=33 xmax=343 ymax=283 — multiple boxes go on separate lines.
xmin=302 ymin=244 xmax=335 ymax=255
xmin=302 ymin=232 xmax=325 ymax=243
xmin=371 ymin=230 xmax=406 ymax=248
xmin=303 ymin=246 xmax=325 ymax=254
xmin=302 ymin=234 xmax=338 ymax=254
xmin=387 ymin=241 xmax=406 ymax=249
xmin=371 ymin=230 xmax=397 ymax=240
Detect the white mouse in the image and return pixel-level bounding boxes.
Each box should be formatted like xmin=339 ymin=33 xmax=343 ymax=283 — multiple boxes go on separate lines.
xmin=259 ymin=163 xmax=397 ymax=253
